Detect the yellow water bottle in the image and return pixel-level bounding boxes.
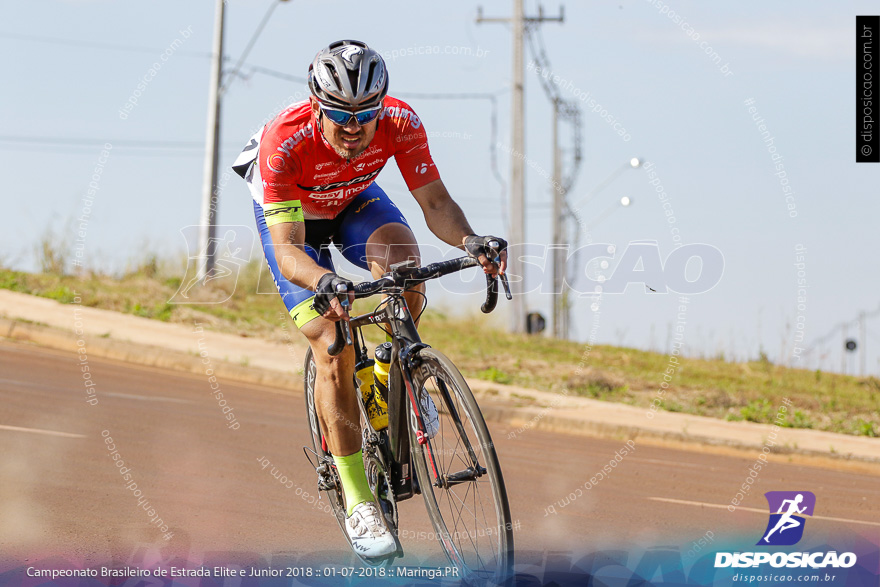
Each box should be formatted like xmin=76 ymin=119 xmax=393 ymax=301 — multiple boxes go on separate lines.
xmin=356 ymin=357 xmax=388 ymax=431
xmin=373 ymin=342 xmax=392 ymax=400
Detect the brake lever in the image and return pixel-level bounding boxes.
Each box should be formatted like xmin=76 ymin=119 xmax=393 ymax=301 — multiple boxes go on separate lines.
xmin=326 ymin=285 xmax=353 ymax=356
xmin=495 ymin=255 xmax=512 ymax=300
xmin=339 ymin=309 xmax=352 ymax=346
xmin=486 ymin=242 xmax=513 ymax=301
xmin=338 ymin=285 xmax=353 ymax=346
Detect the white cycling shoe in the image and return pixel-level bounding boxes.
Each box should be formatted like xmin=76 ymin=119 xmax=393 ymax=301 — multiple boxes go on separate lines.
xmin=416 ymin=388 xmax=440 ymax=439
xmin=345 ymin=501 xmax=396 ymax=558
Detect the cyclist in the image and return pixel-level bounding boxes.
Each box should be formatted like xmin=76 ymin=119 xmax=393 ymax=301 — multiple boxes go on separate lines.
xmin=232 ymin=39 xmax=507 ymax=558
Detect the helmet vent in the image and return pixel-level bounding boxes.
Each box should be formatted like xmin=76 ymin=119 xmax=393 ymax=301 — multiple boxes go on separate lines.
xmin=366 ymin=61 xmax=378 ymax=89
xmin=326 ymin=63 xmax=342 ymax=91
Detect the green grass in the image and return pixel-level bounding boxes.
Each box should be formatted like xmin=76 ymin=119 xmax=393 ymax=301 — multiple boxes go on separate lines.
xmin=2 ymin=261 xmax=878 ymax=437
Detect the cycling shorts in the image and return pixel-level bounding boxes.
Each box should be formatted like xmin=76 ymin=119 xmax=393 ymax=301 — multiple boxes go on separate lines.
xmin=254 ymin=183 xmax=411 ymax=328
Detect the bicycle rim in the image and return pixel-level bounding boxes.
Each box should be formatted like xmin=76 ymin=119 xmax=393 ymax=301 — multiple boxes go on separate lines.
xmin=409 ymin=348 xmax=513 ymax=584
xmin=303 ymin=348 xmax=399 ymax=567
xmin=303 ymin=349 xmax=347 ymax=530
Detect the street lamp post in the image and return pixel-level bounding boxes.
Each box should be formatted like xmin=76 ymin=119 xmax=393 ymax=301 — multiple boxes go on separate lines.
xmin=562 ymin=159 xmax=641 ymax=339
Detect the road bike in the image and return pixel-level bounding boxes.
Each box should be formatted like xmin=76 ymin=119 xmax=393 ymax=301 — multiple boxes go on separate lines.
xmin=303 ymin=254 xmax=514 ymax=585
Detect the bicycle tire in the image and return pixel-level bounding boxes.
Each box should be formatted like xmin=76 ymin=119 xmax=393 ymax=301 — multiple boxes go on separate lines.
xmin=303 ymin=347 xmax=400 ymax=566
xmin=408 ymin=348 xmax=514 ymax=584
xmin=302 ymin=348 xmax=348 ymax=532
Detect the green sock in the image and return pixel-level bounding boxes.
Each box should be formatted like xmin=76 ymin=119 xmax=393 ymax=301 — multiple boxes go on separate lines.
xmin=334 ymin=450 xmax=373 ymax=515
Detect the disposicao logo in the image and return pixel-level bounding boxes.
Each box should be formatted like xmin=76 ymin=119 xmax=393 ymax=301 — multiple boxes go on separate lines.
xmin=714 ymin=491 xmax=858 ymax=570
xmin=758 ymin=491 xmax=815 ymax=546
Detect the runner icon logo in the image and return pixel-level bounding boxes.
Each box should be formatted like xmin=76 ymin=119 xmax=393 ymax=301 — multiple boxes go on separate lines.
xmin=758 ymin=491 xmax=816 ymax=546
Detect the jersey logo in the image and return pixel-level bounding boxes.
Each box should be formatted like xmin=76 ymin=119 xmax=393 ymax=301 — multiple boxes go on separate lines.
xmin=379 ymin=105 xmax=422 ymax=129
xmin=264 ymin=205 xmax=301 ymax=218
xmin=276 ymin=123 xmax=314 ymax=157
xmin=345 ymin=184 xmax=369 ymax=197
xmin=335 ymin=46 xmax=364 ymax=64
xmin=298 ymin=168 xmax=382 ymax=192
xmin=267 ymin=153 xmax=286 ymax=173
xmin=354 ymin=197 xmax=380 ymax=214
xmin=405 ymin=143 xmax=427 ymax=154
xmin=308 ymin=189 xmax=345 ymax=200
xmin=415 ymin=162 xmax=433 ymax=175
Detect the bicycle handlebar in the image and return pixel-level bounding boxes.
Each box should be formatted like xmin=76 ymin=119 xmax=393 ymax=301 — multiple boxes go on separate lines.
xmin=326 ymin=256 xmax=511 ymax=356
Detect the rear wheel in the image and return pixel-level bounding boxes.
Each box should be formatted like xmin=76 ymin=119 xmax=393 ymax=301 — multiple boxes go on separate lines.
xmin=303 ymin=348 xmax=348 ymax=531
xmin=408 ymin=348 xmax=514 ymax=585
xmin=303 ymin=348 xmax=400 ymax=566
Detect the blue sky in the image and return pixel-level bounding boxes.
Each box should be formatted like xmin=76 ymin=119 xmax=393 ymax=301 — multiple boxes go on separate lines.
xmin=2 ymin=1 xmax=878 ymax=374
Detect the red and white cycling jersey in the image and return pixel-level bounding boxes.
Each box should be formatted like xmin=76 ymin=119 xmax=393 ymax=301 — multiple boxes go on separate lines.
xmin=233 ymin=96 xmax=440 ymax=220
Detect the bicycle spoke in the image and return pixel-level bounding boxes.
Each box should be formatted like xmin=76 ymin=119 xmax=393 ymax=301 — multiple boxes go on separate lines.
xmin=410 ymin=350 xmax=512 ymax=584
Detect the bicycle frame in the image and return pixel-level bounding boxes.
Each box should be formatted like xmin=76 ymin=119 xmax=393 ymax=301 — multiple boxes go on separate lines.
xmin=322 ymin=255 xmax=511 ymax=498
xmin=307 ymin=255 xmax=514 ymax=576
xmin=347 ymin=289 xmax=425 ymax=502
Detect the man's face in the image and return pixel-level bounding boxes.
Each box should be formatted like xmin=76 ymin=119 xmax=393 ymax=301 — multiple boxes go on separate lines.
xmin=311 ymin=97 xmax=378 ymax=160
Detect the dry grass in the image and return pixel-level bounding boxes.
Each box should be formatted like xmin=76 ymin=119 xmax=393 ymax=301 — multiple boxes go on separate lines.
xmin=2 ymin=261 xmax=878 ymax=437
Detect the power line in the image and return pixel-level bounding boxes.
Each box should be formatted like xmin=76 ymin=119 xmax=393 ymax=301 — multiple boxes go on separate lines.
xmin=242 ymin=64 xmax=308 ymax=84
xmin=0 ymin=135 xmax=240 ymax=149
xmin=802 ymin=303 xmax=880 ymax=354
xmin=523 ymin=18 xmax=582 ymax=339
xmin=0 ymin=145 xmax=241 ymax=157
xmin=395 ymin=91 xmax=508 ymax=231
xmin=220 ymin=0 xmax=287 ymax=94
xmin=0 ymin=31 xmax=211 ymax=59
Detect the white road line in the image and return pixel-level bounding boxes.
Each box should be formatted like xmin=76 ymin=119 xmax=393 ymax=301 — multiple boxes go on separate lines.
xmin=633 ymin=458 xmax=708 ymax=469
xmin=649 ymin=497 xmax=880 ymax=527
xmin=0 ymin=424 xmax=86 ymax=438
xmin=105 ymin=392 xmax=193 ymax=404
xmin=0 ymin=378 xmax=56 ymax=390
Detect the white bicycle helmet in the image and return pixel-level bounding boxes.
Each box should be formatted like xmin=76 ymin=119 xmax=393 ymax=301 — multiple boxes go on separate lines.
xmin=308 ymin=40 xmax=388 ymax=109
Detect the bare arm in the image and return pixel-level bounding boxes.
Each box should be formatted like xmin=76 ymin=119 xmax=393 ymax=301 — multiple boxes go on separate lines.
xmin=268 ymin=221 xmax=324 ymax=289
xmin=268 ymin=221 xmax=350 ymax=320
xmin=410 ymin=178 xmax=507 ymax=275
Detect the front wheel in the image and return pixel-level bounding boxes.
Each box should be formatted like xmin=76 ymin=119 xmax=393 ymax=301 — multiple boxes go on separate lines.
xmin=408 ymin=348 xmax=514 ymax=585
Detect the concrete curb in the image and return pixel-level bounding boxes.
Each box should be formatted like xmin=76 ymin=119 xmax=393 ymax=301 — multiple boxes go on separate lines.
xmin=477 ymin=404 xmax=880 ymax=472
xmin=3 ymin=315 xmax=878 ymax=473
xmin=1 ymin=318 xmax=303 ymax=393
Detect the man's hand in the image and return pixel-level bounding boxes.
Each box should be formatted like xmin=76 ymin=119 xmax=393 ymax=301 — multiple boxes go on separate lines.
xmin=312 ymin=272 xmax=355 ymax=322
xmin=464 ymin=234 xmax=508 ymax=278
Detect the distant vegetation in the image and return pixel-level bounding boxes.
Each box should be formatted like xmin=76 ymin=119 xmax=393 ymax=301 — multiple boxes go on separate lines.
xmin=1 ymin=249 xmax=877 ymax=437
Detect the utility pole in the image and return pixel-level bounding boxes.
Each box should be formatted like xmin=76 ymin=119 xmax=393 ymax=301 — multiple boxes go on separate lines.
xmin=477 ymin=2 xmax=564 ymax=333
xmin=551 ymin=98 xmax=566 ymax=339
xmin=198 ymin=0 xmax=225 ymax=281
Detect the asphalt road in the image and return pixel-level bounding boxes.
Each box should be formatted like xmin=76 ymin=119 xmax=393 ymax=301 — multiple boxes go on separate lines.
xmin=1 ymin=338 xmax=878 ymax=573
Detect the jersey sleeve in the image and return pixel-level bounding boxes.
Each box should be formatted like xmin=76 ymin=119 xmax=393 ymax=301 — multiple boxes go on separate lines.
xmin=258 ymin=126 xmax=303 ymax=206
xmin=391 ymin=103 xmax=441 ymax=190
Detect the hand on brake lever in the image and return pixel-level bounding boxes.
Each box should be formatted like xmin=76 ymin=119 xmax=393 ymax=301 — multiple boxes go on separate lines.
xmin=312 ymin=273 xmax=354 ymax=322
xmin=464 ymin=235 xmax=508 ymax=278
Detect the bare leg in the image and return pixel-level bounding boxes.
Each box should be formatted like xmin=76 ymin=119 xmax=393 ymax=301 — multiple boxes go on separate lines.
xmin=301 ymin=318 xmax=361 ymax=456
xmin=365 ymin=223 xmax=425 ymax=328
